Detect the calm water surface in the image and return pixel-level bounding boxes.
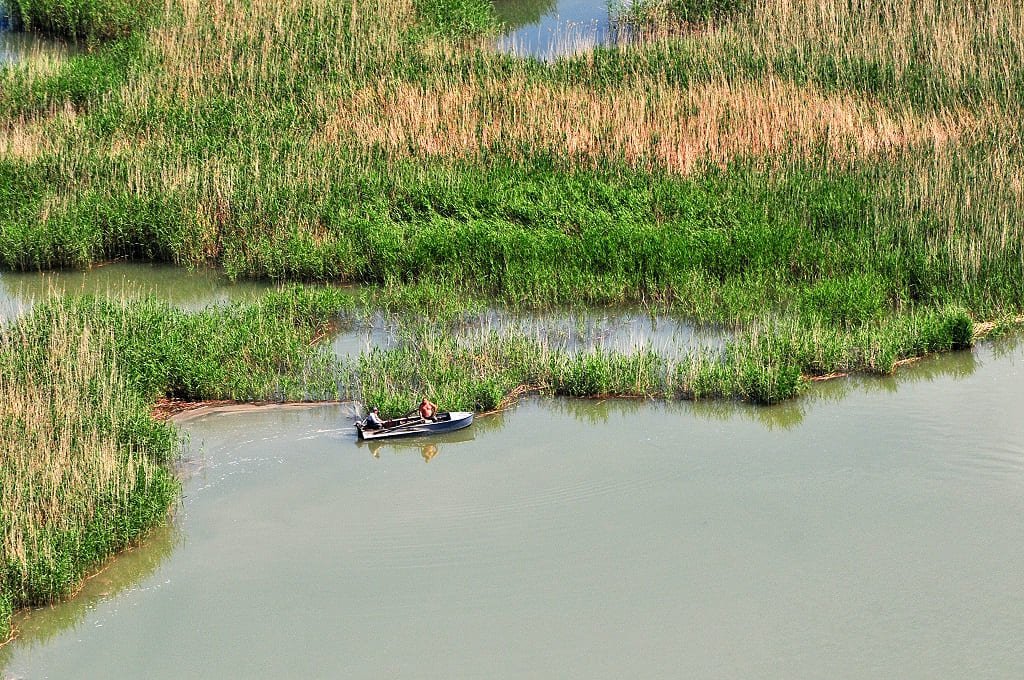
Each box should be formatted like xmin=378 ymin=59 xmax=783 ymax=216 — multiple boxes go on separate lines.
xmin=0 ymin=7 xmax=75 ymax=65
xmin=493 ymin=0 xmax=620 ymax=59
xmin=0 ymin=264 xmax=273 ymax=321
xmin=4 ymin=337 xmax=1023 ymax=678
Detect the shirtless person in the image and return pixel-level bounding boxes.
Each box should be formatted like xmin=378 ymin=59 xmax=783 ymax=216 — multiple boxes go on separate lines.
xmin=418 ymin=397 xmax=437 ymax=421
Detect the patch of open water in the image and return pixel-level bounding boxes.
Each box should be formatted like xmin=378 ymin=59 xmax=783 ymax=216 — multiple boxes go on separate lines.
xmin=493 ymin=0 xmax=624 ymax=60
xmin=0 ymin=4 xmax=76 ymax=66
xmin=0 ymin=264 xmax=273 ymax=321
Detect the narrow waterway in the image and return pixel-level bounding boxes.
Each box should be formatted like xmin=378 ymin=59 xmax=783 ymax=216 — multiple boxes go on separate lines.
xmin=0 ymin=264 xmax=725 ymax=357
xmin=0 ymin=264 xmax=273 ymax=321
xmin=4 ymin=337 xmax=1023 ymax=678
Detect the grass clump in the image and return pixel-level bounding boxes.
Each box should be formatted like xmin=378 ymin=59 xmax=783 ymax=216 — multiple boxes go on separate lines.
xmin=347 ymin=301 xmax=979 ymax=413
xmin=413 ymin=0 xmax=496 ymax=39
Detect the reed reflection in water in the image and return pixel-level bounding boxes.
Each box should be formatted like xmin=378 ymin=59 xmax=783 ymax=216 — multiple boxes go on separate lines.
xmin=492 ymin=0 xmax=623 ymax=59
xmin=0 ymin=522 xmax=180 ymax=666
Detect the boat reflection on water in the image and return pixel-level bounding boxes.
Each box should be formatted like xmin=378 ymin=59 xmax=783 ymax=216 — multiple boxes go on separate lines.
xmin=356 ymin=410 xmax=507 ymax=461
xmin=358 ymin=426 xmax=478 ymax=462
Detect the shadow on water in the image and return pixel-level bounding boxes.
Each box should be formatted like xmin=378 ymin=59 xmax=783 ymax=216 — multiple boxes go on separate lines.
xmin=983 ymin=331 xmax=1024 ymax=361
xmin=540 ymin=392 xmax=809 ymax=431
xmin=0 ymin=522 xmax=180 ymax=664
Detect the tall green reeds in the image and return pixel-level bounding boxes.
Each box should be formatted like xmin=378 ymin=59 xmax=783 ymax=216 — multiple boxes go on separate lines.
xmin=1 ymin=0 xmax=1021 ymax=333
xmin=0 ymin=305 xmax=178 ymax=642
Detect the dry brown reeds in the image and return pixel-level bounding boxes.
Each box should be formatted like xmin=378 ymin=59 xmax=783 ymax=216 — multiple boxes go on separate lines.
xmin=322 ymin=75 xmax=981 ymax=172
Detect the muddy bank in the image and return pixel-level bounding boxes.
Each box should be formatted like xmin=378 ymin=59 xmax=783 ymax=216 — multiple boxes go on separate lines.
xmin=156 ymin=398 xmax=354 ymax=423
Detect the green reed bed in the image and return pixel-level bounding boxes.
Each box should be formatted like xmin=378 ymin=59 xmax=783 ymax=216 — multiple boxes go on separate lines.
xmin=3 ymin=150 xmax=1020 ymax=323
xmin=0 ymin=0 xmax=1020 ymax=334
xmin=0 ymin=0 xmax=1017 ymax=357
xmin=0 ymin=305 xmax=178 ymax=642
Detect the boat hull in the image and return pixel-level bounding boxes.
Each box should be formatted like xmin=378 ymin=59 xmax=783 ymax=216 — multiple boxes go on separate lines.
xmin=356 ymin=411 xmax=474 ymax=440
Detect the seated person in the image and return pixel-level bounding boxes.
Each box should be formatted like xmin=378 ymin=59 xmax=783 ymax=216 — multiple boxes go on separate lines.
xmin=418 ymin=397 xmax=438 ymax=421
xmin=364 ymin=406 xmax=384 ymax=430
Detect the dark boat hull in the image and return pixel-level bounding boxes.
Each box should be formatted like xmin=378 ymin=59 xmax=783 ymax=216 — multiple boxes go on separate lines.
xmin=356 ymin=411 xmax=474 ymax=440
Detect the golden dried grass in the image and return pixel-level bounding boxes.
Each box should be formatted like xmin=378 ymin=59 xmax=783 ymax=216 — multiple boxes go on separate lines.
xmin=745 ymin=0 xmax=1024 ymax=87
xmin=0 ymin=120 xmax=50 ymax=160
xmin=322 ymin=75 xmax=982 ymax=172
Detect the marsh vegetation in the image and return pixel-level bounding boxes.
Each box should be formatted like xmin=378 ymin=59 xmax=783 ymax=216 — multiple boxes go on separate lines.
xmin=1 ymin=0 xmax=1023 ymax=640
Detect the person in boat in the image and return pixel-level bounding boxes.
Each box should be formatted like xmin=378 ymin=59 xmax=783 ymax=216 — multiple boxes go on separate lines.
xmin=364 ymin=406 xmax=384 ymax=430
xmin=418 ymin=397 xmax=438 ymax=421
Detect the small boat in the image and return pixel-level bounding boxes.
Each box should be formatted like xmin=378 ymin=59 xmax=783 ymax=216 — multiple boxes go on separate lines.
xmin=356 ymin=411 xmax=474 ymax=441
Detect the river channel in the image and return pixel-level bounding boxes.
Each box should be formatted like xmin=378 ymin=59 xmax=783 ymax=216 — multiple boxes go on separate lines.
xmin=0 ymin=264 xmax=272 ymax=320
xmin=3 ymin=333 xmax=1023 ymax=678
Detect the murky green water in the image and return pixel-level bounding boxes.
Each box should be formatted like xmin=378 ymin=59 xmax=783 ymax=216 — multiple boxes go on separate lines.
xmin=4 ymin=337 xmax=1023 ymax=679
xmin=0 ymin=264 xmax=273 ymax=321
